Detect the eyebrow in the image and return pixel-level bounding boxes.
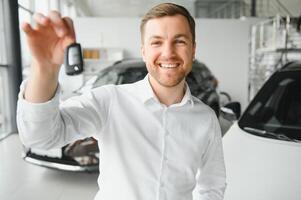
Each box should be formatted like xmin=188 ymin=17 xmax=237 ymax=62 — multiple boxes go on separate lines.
xmin=148 ymin=34 xmax=190 ymax=40
xmin=148 ymin=36 xmax=162 ymax=40
xmin=174 ymin=34 xmax=190 ymax=40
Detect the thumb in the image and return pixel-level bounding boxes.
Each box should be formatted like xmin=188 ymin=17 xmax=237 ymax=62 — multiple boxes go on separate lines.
xmin=62 ymin=35 xmax=76 ymax=50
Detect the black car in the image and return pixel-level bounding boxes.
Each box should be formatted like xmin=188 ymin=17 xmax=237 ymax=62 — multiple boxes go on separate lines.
xmin=77 ymin=59 xmax=220 ymax=115
xmin=23 ymin=59 xmax=222 ymax=172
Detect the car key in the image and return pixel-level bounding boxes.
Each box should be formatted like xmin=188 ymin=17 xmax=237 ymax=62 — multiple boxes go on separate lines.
xmin=64 ymin=43 xmax=84 ymax=75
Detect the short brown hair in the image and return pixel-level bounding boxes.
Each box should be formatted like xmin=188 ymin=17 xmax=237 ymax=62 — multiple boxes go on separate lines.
xmin=140 ymin=3 xmax=195 ymax=44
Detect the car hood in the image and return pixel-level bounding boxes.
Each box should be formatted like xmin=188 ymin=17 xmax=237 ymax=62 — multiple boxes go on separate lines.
xmin=223 ymin=122 xmax=301 ymax=200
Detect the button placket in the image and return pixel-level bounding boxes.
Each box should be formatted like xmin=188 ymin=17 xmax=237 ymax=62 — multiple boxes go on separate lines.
xmin=157 ymin=107 xmax=169 ymax=199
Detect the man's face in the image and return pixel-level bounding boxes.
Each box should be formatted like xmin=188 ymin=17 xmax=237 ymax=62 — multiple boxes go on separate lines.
xmin=141 ymin=14 xmax=196 ymax=88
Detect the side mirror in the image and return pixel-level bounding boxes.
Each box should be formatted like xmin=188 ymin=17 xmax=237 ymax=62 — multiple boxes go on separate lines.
xmin=220 ymin=102 xmax=241 ymax=121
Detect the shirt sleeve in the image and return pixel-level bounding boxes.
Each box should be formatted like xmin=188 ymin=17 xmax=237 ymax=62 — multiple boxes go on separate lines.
xmin=193 ymin=113 xmax=227 ymax=200
xmin=16 ymin=80 xmax=111 ymax=150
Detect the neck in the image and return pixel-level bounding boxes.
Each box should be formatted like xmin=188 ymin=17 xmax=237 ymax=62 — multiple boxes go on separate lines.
xmin=148 ymin=75 xmax=186 ymax=106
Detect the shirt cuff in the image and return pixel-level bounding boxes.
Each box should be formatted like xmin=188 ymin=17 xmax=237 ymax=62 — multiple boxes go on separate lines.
xmin=17 ymin=80 xmax=61 ymax=121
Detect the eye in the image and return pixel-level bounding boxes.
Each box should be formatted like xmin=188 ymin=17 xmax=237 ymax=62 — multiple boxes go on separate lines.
xmin=175 ymin=39 xmax=187 ymax=45
xmin=150 ymin=41 xmax=162 ymax=46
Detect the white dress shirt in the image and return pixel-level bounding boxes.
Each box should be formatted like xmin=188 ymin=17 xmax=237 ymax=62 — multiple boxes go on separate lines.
xmin=17 ymin=75 xmax=226 ymax=200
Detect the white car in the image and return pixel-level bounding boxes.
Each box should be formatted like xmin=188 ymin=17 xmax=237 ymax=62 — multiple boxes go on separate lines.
xmin=222 ymin=61 xmax=301 ymax=200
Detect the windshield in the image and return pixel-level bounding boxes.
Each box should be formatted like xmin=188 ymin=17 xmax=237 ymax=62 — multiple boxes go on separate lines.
xmin=186 ymin=64 xmax=215 ymax=95
xmin=93 ymin=67 xmax=147 ymax=88
xmin=239 ymin=71 xmax=301 ymax=142
xmin=120 ymin=67 xmax=147 ymax=84
xmin=93 ymin=68 xmax=120 ymax=88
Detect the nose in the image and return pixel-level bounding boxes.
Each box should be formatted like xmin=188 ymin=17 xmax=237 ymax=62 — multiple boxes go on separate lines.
xmin=161 ymin=42 xmax=176 ymax=59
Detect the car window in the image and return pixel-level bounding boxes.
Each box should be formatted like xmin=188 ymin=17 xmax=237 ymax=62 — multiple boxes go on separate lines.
xmin=186 ymin=64 xmax=215 ymax=95
xmin=186 ymin=72 xmax=198 ymax=94
xmin=120 ymin=68 xmax=148 ymax=84
xmin=93 ymin=68 xmax=120 ymax=88
xmin=239 ymin=71 xmax=301 ymax=142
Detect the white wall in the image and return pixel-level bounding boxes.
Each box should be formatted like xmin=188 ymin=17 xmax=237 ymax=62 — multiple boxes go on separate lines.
xmin=195 ymin=19 xmax=251 ymax=110
xmin=88 ymin=0 xmax=195 ymax=17
xmin=74 ymin=18 xmax=260 ymax=110
xmin=74 ymin=18 xmax=141 ymax=58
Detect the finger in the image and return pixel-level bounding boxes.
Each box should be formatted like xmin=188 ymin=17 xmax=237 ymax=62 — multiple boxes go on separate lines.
xmin=60 ymin=17 xmax=76 ymax=48
xmin=63 ymin=17 xmax=76 ymax=41
xmin=33 ymin=13 xmax=50 ymax=28
xmin=21 ymin=22 xmax=34 ymax=36
xmin=48 ymin=10 xmax=68 ymax=37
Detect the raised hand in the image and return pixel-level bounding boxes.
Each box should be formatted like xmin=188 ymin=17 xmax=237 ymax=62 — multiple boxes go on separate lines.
xmin=22 ymin=11 xmax=76 ymax=103
xmin=21 ymin=11 xmax=76 ymax=75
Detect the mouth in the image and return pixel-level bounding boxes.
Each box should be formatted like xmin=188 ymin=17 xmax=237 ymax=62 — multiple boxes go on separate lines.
xmin=159 ymin=63 xmax=180 ymax=69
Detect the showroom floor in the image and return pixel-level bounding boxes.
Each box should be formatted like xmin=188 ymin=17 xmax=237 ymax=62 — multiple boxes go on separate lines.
xmin=0 ymin=118 xmax=232 ymax=200
xmin=0 ymin=133 xmax=99 ymax=200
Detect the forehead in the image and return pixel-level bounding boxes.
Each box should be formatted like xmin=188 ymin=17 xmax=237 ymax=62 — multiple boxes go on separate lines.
xmin=143 ymin=15 xmax=191 ymax=39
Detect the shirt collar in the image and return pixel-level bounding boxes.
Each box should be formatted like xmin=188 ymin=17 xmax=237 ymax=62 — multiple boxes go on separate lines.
xmin=134 ymin=74 xmax=194 ymax=107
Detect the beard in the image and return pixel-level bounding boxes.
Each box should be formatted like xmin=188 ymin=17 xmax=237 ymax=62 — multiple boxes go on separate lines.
xmin=147 ymin=66 xmax=189 ymax=88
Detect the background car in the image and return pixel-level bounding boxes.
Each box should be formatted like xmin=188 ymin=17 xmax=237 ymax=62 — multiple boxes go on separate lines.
xmin=76 ymin=59 xmax=221 ymax=115
xmin=23 ymin=59 xmax=228 ymax=172
xmin=222 ymin=61 xmax=301 ymax=200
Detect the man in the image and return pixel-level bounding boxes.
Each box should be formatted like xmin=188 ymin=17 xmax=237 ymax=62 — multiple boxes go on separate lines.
xmin=17 ymin=3 xmax=226 ymax=200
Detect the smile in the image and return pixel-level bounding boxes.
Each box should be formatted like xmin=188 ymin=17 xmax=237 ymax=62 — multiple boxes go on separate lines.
xmin=159 ymin=63 xmax=180 ymax=68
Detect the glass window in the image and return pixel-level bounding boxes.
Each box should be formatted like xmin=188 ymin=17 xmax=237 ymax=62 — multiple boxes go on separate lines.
xmin=239 ymin=71 xmax=301 ymax=142
xmin=18 ymin=0 xmax=33 ymax=78
xmin=0 ymin=0 xmax=7 ymax=65
xmin=186 ymin=64 xmax=214 ymax=96
xmin=0 ymin=0 xmax=10 ymax=138
xmin=120 ymin=68 xmax=147 ymax=84
xmin=0 ymin=67 xmax=10 ymax=137
xmin=93 ymin=68 xmax=120 ymax=88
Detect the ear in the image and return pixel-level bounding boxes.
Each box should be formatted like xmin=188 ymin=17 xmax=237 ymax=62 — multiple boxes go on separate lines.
xmin=141 ymin=44 xmax=146 ymax=62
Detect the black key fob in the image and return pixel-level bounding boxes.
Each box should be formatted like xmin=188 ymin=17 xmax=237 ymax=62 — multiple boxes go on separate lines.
xmin=64 ymin=43 xmax=84 ymax=75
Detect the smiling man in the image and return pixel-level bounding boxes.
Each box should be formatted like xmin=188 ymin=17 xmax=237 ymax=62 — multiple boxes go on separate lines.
xmin=141 ymin=12 xmax=195 ymax=106
xmin=17 ymin=3 xmax=226 ymax=200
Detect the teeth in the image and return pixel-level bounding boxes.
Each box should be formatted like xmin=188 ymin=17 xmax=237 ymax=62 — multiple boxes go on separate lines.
xmin=160 ymin=63 xmax=178 ymax=68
